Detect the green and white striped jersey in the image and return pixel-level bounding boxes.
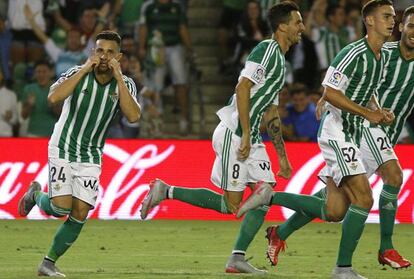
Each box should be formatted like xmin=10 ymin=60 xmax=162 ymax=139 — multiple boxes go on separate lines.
xmin=377 ymin=41 xmax=414 ymax=146
xmin=216 ymin=39 xmax=286 ymax=145
xmin=312 ymin=26 xmax=353 ymax=69
xmin=322 ymin=37 xmax=386 ymax=145
xmin=48 ymin=66 xmax=137 ymax=164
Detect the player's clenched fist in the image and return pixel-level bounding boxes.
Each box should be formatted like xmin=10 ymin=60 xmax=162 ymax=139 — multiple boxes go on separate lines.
xmin=81 ymin=54 xmax=100 ymax=74
xmin=109 ymin=58 xmax=123 ymax=80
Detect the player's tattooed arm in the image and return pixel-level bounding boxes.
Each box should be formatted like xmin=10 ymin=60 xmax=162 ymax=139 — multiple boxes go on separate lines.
xmin=264 ymin=105 xmax=292 ymax=179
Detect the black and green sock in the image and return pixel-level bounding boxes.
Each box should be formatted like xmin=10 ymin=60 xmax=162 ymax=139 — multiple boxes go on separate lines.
xmin=34 ymin=192 xmax=71 ymax=217
xmin=337 ymin=205 xmax=369 ymax=266
xmin=233 ymin=205 xmax=268 ymax=253
xmin=379 ymin=184 xmax=399 ymax=253
xmin=271 ymin=191 xmax=327 ymax=221
xmin=277 ymin=188 xmax=327 ymax=240
xmin=46 ymin=215 xmax=86 ymax=262
xmin=172 ymin=187 xmax=232 ymax=214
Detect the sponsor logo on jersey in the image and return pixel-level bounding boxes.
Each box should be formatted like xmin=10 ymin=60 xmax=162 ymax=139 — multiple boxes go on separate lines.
xmin=251 ymin=65 xmax=265 ymax=83
xmin=327 ymin=70 xmax=343 ymax=87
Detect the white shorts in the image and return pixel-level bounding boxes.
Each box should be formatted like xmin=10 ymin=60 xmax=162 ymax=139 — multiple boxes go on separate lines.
xmin=359 ymin=126 xmax=398 ymax=177
xmin=317 ymin=113 xmax=366 ymax=186
xmin=48 ymin=157 xmax=101 ymax=207
xmin=210 ymin=123 xmax=276 ymax=192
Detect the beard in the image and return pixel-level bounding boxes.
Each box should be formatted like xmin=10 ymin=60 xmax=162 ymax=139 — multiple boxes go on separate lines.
xmin=96 ymin=64 xmax=112 ymax=74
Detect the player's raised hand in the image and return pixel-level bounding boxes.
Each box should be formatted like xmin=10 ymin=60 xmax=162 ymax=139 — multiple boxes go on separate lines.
xmin=108 ymin=58 xmax=123 ymax=80
xmin=315 ymin=97 xmax=326 ymax=120
xmin=365 ymin=109 xmax=385 ymax=125
xmin=381 ymin=109 xmax=395 ymax=126
xmin=81 ymin=53 xmax=100 ymax=74
xmin=238 ymin=134 xmax=251 ymax=161
xmin=277 ymin=158 xmax=292 ymax=179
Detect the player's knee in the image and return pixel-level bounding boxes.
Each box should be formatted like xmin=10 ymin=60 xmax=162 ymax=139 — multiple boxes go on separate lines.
xmin=356 ymin=195 xmax=374 ymax=209
xmin=50 ymin=201 xmax=71 ymax=217
xmin=383 ymin=171 xmax=403 ymax=188
xmin=326 ymin=210 xmax=345 ymax=222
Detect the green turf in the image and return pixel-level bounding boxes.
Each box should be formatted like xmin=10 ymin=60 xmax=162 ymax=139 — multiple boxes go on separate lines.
xmin=0 ymin=220 xmax=413 ymax=279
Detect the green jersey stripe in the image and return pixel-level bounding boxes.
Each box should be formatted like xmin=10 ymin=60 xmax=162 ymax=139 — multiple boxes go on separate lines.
xmin=336 ymin=41 xmax=365 ymax=72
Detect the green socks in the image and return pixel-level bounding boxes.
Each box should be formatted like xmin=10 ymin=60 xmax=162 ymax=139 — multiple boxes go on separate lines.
xmin=337 ymin=205 xmax=369 ymax=266
xmin=379 ymin=184 xmax=400 ymax=253
xmin=46 ymin=215 xmax=86 ymax=262
xmin=277 ymin=188 xmax=327 ymax=240
xmin=34 ymin=192 xmax=71 ymax=217
xmin=172 ymin=187 xmax=232 ymax=214
xmin=271 ymin=192 xmax=327 ymax=221
xmin=233 ymin=205 xmax=268 ymax=253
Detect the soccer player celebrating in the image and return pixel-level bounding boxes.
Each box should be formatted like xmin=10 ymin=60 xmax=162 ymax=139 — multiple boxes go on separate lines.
xmin=252 ymin=5 xmax=414 ymax=273
xmin=18 ymin=31 xmax=140 ymax=277
xmin=237 ymin=1 xmax=396 ymax=278
xmin=140 ymin=1 xmax=304 ymax=274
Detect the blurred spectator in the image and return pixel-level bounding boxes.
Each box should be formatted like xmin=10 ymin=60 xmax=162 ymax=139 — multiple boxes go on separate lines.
xmin=113 ymin=0 xmax=145 ymax=37
xmin=235 ymin=0 xmax=270 ymax=65
xmin=0 ymin=14 xmax=11 ymax=82
xmin=345 ymin=4 xmax=363 ymax=41
xmin=24 ymin=5 xmax=88 ymax=77
xmin=8 ymin=0 xmax=45 ymax=64
xmin=305 ymin=1 xmax=354 ymax=70
xmin=121 ymin=33 xmax=137 ymax=56
xmin=0 ymin=68 xmax=18 ymax=137
xmin=139 ymin=0 xmax=193 ymax=135
xmin=284 ymin=84 xmax=319 ymax=142
xmin=397 ymin=123 xmax=414 ymax=144
xmin=21 ymin=61 xmax=59 ymax=137
xmin=52 ymin=3 xmax=110 ymax=50
xmin=218 ymin=0 xmax=247 ymax=68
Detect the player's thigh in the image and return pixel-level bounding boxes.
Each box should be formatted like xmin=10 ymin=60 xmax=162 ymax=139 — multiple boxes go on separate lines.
xmin=325 ymin=177 xmax=349 ymax=222
xmin=48 ymin=157 xmax=73 ymax=209
xmin=341 ymin=174 xmax=373 ymax=208
xmin=318 ymin=137 xmax=366 ymax=187
xmin=210 ymin=123 xmax=248 ymax=192
xmin=71 ymin=162 xmax=101 ymax=211
xmin=360 ymin=127 xmax=399 ymax=178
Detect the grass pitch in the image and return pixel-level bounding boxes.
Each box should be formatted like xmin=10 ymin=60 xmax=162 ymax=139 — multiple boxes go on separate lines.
xmin=0 ymin=220 xmax=413 ymax=279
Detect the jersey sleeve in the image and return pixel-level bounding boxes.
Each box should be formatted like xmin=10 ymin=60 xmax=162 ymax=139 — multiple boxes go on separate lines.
xmin=51 ymin=66 xmax=83 ymax=88
xmin=123 ymin=76 xmax=138 ymax=99
xmin=241 ymin=42 xmax=275 ymax=84
xmin=322 ymin=46 xmax=358 ymax=93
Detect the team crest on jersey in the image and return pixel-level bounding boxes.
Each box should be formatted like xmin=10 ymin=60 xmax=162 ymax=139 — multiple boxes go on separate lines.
xmin=109 ymin=92 xmax=118 ymax=102
xmin=350 ymin=162 xmax=358 ymax=171
xmin=53 ymin=183 xmax=62 ymax=191
xmin=81 ymin=88 xmax=89 ymax=95
xmin=327 ymin=70 xmax=343 ymax=87
xmin=251 ymin=65 xmax=265 ymax=83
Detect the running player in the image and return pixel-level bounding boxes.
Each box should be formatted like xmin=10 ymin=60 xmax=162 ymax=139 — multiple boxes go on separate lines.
xmin=237 ymin=1 xmax=395 ymax=278
xmin=140 ymin=1 xmax=304 ymax=274
xmin=18 ymin=31 xmax=140 ymax=277
xmin=256 ymin=5 xmax=414 ymax=272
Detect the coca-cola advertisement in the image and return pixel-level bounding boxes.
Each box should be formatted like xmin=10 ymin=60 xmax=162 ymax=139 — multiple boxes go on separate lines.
xmin=1 ymin=138 xmax=413 ymax=223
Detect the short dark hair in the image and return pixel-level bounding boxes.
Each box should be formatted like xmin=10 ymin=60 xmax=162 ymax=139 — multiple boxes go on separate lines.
xmin=96 ymin=30 xmax=122 ymax=48
xmin=362 ymin=0 xmax=393 ymax=20
xmin=34 ymin=60 xmax=52 ymax=69
xmin=402 ymin=6 xmax=414 ymax=23
xmin=326 ymin=4 xmax=342 ymax=20
xmin=267 ymin=1 xmax=300 ymax=33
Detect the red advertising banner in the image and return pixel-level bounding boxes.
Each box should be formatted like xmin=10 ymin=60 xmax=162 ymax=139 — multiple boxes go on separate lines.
xmin=0 ymin=138 xmax=413 ymax=223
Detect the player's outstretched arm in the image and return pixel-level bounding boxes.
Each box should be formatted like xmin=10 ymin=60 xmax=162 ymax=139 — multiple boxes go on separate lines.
xmin=324 ymin=86 xmax=385 ymax=124
xmin=48 ymin=55 xmax=100 ymax=105
xmin=264 ymin=105 xmax=292 ymax=179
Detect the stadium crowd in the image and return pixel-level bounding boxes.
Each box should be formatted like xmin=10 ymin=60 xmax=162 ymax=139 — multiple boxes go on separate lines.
xmin=0 ymin=0 xmax=413 ymax=143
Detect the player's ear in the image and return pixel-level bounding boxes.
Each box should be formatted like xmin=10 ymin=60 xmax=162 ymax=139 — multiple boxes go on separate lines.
xmin=365 ymin=15 xmax=374 ymax=27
